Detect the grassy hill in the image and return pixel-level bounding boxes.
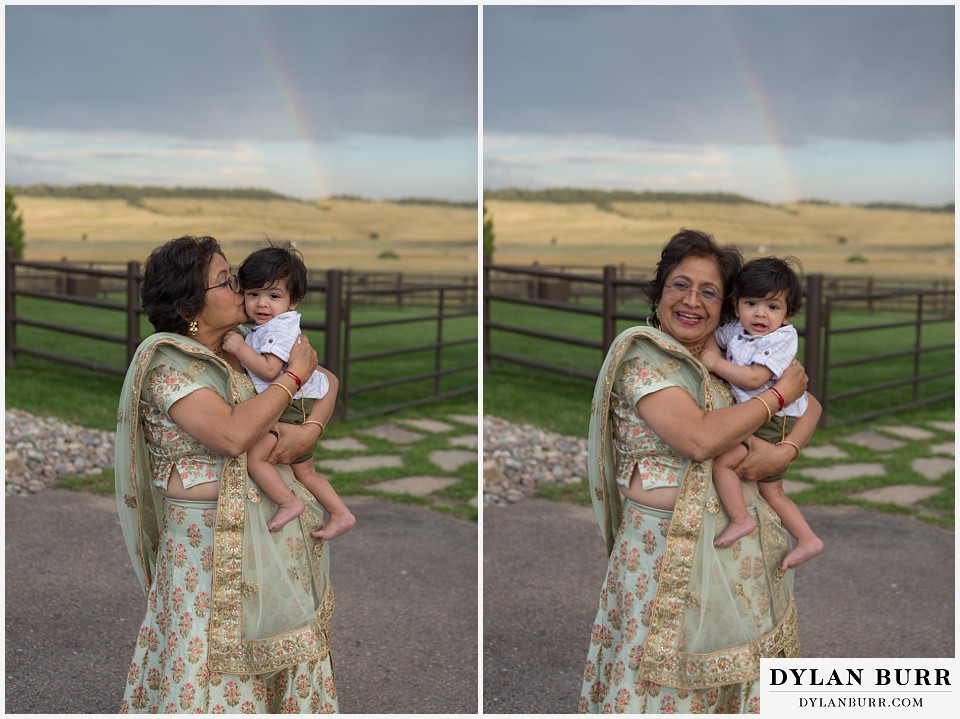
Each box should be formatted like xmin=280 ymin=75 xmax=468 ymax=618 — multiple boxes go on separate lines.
xmin=12 ymin=189 xmax=478 ymax=275
xmin=484 ymin=194 xmax=954 ymax=280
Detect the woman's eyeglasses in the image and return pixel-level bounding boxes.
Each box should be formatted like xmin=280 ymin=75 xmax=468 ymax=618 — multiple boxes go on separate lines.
xmin=664 ymin=280 xmax=722 ymax=304
xmin=205 ymin=274 xmax=240 ymax=293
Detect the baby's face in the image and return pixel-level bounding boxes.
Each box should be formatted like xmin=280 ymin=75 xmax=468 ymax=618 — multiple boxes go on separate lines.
xmin=243 ymin=277 xmax=296 ymax=325
xmin=735 ymin=290 xmax=790 ymax=336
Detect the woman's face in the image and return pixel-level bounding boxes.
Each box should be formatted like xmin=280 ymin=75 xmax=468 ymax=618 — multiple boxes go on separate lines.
xmin=197 ymin=253 xmax=246 ymax=333
xmin=657 ymin=255 xmax=725 ymax=350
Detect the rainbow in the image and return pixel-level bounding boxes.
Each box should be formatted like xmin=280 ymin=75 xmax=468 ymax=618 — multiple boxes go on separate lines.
xmin=712 ymin=8 xmax=800 ymax=204
xmin=244 ymin=7 xmax=329 ymax=200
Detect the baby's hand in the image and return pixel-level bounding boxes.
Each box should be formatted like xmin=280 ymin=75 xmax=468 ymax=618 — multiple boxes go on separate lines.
xmin=699 ymin=336 xmax=722 ymax=370
xmin=221 ymin=331 xmax=245 ymax=356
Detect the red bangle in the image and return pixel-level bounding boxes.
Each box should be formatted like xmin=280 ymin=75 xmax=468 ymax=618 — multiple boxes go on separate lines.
xmin=769 ymin=387 xmax=785 ymax=412
xmin=283 ymin=370 xmax=303 ymax=391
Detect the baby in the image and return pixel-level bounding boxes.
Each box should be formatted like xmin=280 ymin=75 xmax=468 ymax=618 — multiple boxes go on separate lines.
xmin=222 ymin=241 xmax=355 ymax=538
xmin=701 ymin=256 xmax=823 ymax=570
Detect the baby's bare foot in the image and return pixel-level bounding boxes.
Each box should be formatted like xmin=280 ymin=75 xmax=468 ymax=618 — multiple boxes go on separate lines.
xmin=267 ymin=497 xmax=305 ymax=532
xmin=311 ymin=511 xmax=356 ymax=540
xmin=780 ymin=537 xmax=824 ymax=570
xmin=714 ymin=516 xmax=758 ymax=548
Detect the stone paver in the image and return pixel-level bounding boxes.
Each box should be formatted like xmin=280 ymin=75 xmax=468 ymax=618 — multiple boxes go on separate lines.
xmin=795 ymin=463 xmax=886 ymax=482
xmin=929 ymin=442 xmax=954 ymax=457
xmin=448 ymin=414 xmax=479 ymax=426
xmin=803 ymin=445 xmax=849 ymax=460
xmin=322 ymin=437 xmax=368 ymax=452
xmin=448 ymin=434 xmax=478 ymax=450
xmin=849 ymin=485 xmax=941 ymax=505
xmin=317 ymin=455 xmax=404 ymax=473
xmin=911 ymin=457 xmax=955 ymax=481
xmin=927 ymin=421 xmax=955 ymax=433
xmin=838 ymin=431 xmax=905 ymax=452
xmin=878 ymin=425 xmax=935 ymax=441
xmin=429 ymin=449 xmax=477 ymax=472
xmin=399 ymin=418 xmax=455 ymax=434
xmin=359 ymin=424 xmax=424 ymax=444
xmin=371 ymin=476 xmax=457 ymax=496
xmin=782 ymin=479 xmax=814 ymax=495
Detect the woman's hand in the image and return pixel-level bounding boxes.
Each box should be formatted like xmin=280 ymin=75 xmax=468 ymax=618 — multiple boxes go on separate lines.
xmin=735 ymin=435 xmax=795 ymax=481
xmin=773 ymin=360 xmax=808 ymax=406
xmin=269 ymin=422 xmax=321 ymax=465
xmin=286 ymin=334 xmax=318 ymax=382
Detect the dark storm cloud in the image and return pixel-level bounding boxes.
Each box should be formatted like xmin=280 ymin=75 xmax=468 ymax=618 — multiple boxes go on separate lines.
xmin=484 ymin=5 xmax=953 ymax=146
xmin=5 ymin=5 xmax=477 ymax=142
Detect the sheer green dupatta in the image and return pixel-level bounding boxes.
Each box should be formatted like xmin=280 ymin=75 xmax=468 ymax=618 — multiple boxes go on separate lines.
xmin=115 ymin=333 xmax=334 ymax=675
xmin=588 ymin=326 xmax=800 ymax=690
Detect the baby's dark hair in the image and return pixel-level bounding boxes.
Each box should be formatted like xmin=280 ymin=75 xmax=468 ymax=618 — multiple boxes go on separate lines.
xmin=735 ymin=256 xmax=803 ymax=316
xmin=237 ymin=240 xmax=308 ymax=304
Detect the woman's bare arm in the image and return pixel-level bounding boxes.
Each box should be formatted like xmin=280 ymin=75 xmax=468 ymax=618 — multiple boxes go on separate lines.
xmin=167 ymin=336 xmax=318 ymax=456
xmin=637 ymin=362 xmax=808 ymax=462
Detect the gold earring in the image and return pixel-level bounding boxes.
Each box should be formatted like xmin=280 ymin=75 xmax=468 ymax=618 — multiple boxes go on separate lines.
xmin=188 ymin=320 xmax=199 ymax=336
xmin=646 ymin=303 xmax=659 ymax=327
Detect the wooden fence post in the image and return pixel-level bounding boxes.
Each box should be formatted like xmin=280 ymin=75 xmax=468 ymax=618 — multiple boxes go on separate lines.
xmin=482 ymin=254 xmax=490 ymax=373
xmin=126 ymin=261 xmax=140 ymax=363
xmin=6 ymin=248 xmax=16 ymax=368
xmin=324 ymin=269 xmax=346 ymax=420
xmin=325 ymin=269 xmax=343 ymax=378
xmin=601 ymin=265 xmax=617 ymax=355
xmin=804 ymin=273 xmax=823 ymax=399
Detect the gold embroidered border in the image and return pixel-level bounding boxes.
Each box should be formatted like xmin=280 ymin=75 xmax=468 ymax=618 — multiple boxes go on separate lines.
xmin=639 ymin=600 xmax=801 ymax=688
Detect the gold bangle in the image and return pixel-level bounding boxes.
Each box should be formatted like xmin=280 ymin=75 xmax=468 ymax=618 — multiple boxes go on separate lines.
xmin=777 ymin=440 xmax=802 ymax=461
xmin=751 ymin=395 xmax=773 ymax=424
xmin=268 ymin=381 xmax=295 ymax=406
xmin=302 ymin=419 xmax=325 ymax=437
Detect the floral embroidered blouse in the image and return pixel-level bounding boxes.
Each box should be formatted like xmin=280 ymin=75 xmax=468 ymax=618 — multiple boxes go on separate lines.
xmin=610 ymin=351 xmax=733 ymax=491
xmin=139 ymin=359 xmax=254 ymax=490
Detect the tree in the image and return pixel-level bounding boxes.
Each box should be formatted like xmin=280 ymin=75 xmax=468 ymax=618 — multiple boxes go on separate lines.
xmin=5 ymin=187 xmax=25 ymax=258
xmin=482 ymin=203 xmax=495 ymax=261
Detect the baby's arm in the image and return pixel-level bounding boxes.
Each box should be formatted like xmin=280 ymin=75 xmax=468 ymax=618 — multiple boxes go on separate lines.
xmin=700 ymin=336 xmax=775 ymax=390
xmin=222 ymin=331 xmax=285 ymax=380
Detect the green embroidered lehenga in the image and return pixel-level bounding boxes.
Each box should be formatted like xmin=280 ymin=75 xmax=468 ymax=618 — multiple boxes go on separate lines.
xmin=115 ymin=333 xmax=338 ymax=713
xmin=579 ymin=327 xmax=800 ymax=714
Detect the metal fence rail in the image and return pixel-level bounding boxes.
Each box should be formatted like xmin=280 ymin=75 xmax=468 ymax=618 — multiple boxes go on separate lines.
xmin=484 ymin=257 xmax=954 ymax=426
xmin=6 ymin=250 xmax=478 ymax=420
xmin=341 ymin=283 xmax=478 ymax=419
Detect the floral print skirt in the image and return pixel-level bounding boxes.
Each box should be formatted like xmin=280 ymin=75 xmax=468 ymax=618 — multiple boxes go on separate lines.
xmin=578 ymin=500 xmax=760 ymax=714
xmin=120 ymin=498 xmax=338 ymax=714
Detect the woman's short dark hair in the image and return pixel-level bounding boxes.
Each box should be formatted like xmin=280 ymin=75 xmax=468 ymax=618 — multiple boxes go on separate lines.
xmin=237 ymin=240 xmax=308 ymax=304
xmin=735 ymin=256 xmax=804 ymax=316
xmin=645 ymin=229 xmax=743 ymax=325
xmin=141 ymin=235 xmax=224 ymax=333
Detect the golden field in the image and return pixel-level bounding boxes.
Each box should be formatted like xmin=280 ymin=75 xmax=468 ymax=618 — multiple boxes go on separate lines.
xmin=485 ymin=199 xmax=955 ymax=280
xmin=15 ymin=194 xmax=955 ymax=281
xmin=17 ymin=196 xmax=478 ymax=275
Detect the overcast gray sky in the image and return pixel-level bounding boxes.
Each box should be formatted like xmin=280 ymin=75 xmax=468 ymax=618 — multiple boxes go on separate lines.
xmin=6 ymin=4 xmax=478 ymax=201
xmin=484 ymin=4 xmax=954 ymax=205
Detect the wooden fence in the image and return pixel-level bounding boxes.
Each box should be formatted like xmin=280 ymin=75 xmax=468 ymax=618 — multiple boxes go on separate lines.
xmin=484 ymin=259 xmax=954 ymax=426
xmin=5 ymin=250 xmax=478 ymax=420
